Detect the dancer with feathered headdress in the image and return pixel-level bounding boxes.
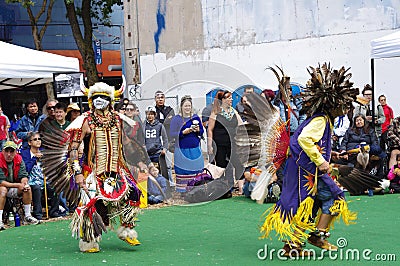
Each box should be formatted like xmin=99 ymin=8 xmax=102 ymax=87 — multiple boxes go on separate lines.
xmin=258 ymin=63 xmax=360 ymax=256
xmin=40 ymin=76 xmax=152 ymax=252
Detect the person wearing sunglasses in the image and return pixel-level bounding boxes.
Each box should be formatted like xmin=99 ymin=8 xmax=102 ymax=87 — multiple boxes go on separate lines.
xmin=122 ymin=102 xmax=139 ymax=121
xmin=15 ymin=98 xmax=46 ymax=150
xmin=21 ymin=132 xmax=60 ymax=220
xmin=43 ymin=99 xmax=58 ymax=120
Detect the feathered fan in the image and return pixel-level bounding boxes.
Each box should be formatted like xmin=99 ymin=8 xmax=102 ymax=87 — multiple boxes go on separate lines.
xmin=39 ymin=118 xmax=81 ymax=205
xmin=331 ymin=165 xmax=382 ymax=196
xmin=235 ymin=92 xmax=290 ymax=202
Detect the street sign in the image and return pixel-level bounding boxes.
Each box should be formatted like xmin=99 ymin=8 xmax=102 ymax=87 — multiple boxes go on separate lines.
xmin=94 ymin=40 xmax=102 ymax=65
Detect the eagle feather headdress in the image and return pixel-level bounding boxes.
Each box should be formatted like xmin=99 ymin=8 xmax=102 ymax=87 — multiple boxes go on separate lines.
xmin=301 ymin=62 xmax=359 ymax=117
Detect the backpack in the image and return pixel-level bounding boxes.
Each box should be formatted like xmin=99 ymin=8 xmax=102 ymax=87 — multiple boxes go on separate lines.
xmin=184 ymin=168 xmax=228 ymax=203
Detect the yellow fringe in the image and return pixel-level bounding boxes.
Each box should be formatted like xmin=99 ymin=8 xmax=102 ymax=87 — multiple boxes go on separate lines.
xmin=327 ymin=199 xmax=357 ymax=230
xmin=260 ymin=196 xmax=315 ymax=244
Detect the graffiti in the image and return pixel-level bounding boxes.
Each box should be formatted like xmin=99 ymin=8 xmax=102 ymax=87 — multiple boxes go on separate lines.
xmin=154 ymin=0 xmax=167 ymax=53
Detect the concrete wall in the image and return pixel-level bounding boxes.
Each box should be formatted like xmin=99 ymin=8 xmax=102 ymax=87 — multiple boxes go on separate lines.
xmin=135 ymin=0 xmax=400 ymax=114
xmin=137 ymin=0 xmax=204 ymax=55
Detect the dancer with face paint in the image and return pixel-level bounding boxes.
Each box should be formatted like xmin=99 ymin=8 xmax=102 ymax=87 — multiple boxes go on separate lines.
xmin=40 ymin=76 xmax=150 ymax=253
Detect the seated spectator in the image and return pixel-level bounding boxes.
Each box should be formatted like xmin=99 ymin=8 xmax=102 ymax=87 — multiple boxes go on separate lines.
xmin=387 ymin=154 xmax=400 ymax=193
xmin=21 ymin=132 xmax=60 ymax=219
xmin=147 ymin=166 xmax=167 ymax=204
xmin=338 ymin=115 xmax=385 ymax=173
xmin=0 ymin=141 xmax=39 ymax=229
xmin=387 ymin=116 xmax=400 ymax=169
xmin=242 ymin=167 xmax=281 ymax=203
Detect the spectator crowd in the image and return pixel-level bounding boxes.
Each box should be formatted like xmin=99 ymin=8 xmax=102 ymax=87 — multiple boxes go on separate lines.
xmin=0 ymin=81 xmax=399 ymax=230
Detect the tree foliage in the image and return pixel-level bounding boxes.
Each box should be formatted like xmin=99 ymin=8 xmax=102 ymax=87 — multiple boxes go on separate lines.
xmin=6 ymin=0 xmax=55 ymax=51
xmin=64 ymin=0 xmax=123 ymax=85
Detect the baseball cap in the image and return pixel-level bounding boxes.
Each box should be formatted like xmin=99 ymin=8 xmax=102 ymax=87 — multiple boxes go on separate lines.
xmin=3 ymin=141 xmax=17 ymax=150
xmin=145 ymin=106 xmax=157 ymax=113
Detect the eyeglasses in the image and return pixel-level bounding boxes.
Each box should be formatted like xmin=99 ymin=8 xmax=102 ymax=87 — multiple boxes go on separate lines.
xmin=47 ymin=106 xmax=55 ymax=110
xmin=120 ymin=108 xmax=126 ymax=111
xmin=30 ymin=138 xmax=41 ymax=141
xmin=125 ymin=108 xmax=136 ymax=111
xmin=379 ymin=99 xmax=386 ymax=101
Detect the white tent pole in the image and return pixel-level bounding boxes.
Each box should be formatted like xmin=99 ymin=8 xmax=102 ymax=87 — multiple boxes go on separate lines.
xmin=370 ymin=58 xmax=375 ymax=128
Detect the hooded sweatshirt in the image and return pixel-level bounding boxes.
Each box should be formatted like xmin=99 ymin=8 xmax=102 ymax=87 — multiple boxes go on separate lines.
xmin=144 ymin=119 xmax=168 ymax=155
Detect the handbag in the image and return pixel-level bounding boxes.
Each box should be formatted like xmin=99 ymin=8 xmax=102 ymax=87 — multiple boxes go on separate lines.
xmin=204 ymin=163 xmax=225 ymax=179
xmin=184 ymin=168 xmax=228 ymax=203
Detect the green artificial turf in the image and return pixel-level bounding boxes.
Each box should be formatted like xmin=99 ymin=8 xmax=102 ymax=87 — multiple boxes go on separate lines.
xmin=1 ymin=194 xmax=399 ymax=265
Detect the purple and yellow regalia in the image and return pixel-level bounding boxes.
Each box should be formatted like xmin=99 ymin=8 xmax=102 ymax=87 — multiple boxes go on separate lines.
xmin=261 ymin=113 xmax=356 ymax=245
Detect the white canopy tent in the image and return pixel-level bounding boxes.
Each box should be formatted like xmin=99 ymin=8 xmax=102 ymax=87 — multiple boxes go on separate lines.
xmin=0 ymin=41 xmax=80 ymax=90
xmin=371 ymin=31 xmax=400 ymax=59
xmin=370 ymin=30 xmax=400 ymax=118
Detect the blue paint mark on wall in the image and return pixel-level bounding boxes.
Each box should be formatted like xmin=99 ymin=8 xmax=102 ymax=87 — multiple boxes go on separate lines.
xmin=154 ymin=0 xmax=167 ymax=53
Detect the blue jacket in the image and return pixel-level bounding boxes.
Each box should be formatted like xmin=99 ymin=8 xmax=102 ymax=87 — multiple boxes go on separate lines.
xmin=339 ymin=127 xmax=379 ymax=151
xmin=20 ymin=148 xmax=37 ymax=173
xmin=274 ymin=97 xmax=305 ymax=134
xmin=147 ymin=174 xmax=167 ymax=198
xmin=15 ymin=114 xmax=46 ymax=149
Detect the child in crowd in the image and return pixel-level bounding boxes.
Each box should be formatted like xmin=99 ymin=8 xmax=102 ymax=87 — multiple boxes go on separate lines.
xmin=242 ymin=167 xmax=281 ymax=203
xmin=387 ymin=154 xmax=400 ymax=193
xmin=147 ymin=166 xmax=167 ymax=204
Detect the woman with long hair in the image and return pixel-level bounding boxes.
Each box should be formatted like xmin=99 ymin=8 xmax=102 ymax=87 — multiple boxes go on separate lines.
xmin=170 ymin=95 xmax=204 ymax=192
xmin=207 ymin=90 xmax=244 ymax=197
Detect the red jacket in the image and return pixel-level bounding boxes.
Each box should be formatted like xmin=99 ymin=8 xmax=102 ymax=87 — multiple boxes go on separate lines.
xmin=0 ymin=152 xmax=23 ymax=182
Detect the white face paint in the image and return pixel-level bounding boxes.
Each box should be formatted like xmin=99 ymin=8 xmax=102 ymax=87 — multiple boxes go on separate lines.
xmin=93 ymin=97 xmax=110 ymax=110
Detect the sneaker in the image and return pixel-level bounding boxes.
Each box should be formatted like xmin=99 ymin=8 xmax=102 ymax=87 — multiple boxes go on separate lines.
xmin=0 ymin=221 xmax=6 ymax=231
xmin=24 ymin=216 xmax=39 ymax=225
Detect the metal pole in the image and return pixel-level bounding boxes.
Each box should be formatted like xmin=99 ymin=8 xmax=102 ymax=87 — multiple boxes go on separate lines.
xmin=43 ymin=172 xmax=49 ymax=219
xmin=123 ymin=0 xmax=141 ymax=99
xmin=371 ymin=58 xmax=375 ymax=128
